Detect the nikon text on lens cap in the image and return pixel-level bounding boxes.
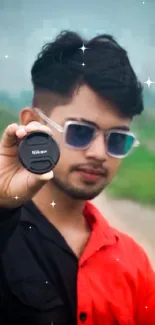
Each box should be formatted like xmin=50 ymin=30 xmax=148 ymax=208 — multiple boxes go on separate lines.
xmin=18 ymin=131 xmax=60 ymax=174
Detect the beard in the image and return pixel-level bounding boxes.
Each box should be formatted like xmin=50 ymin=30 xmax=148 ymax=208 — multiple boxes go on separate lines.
xmin=52 ymin=174 xmax=107 ymax=201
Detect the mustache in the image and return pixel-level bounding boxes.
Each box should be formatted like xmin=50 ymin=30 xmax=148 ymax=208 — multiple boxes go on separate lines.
xmin=71 ymin=163 xmax=109 ymax=176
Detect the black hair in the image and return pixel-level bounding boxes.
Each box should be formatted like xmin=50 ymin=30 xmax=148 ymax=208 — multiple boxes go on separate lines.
xmin=31 ymin=30 xmax=144 ymax=118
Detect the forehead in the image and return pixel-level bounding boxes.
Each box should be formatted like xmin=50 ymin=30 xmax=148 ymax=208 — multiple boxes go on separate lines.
xmin=50 ymin=85 xmax=131 ymax=129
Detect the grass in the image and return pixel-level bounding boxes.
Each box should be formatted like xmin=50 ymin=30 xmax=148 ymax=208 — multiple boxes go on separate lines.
xmin=107 ymin=145 xmax=155 ymax=207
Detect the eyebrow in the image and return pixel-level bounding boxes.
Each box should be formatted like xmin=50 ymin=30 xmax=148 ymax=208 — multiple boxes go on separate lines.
xmin=64 ymin=117 xmax=130 ymax=131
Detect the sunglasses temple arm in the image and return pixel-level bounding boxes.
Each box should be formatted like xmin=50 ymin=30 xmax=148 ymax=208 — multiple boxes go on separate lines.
xmin=35 ymin=108 xmax=63 ymax=133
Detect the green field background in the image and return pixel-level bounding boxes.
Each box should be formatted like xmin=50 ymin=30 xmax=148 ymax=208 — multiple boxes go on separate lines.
xmin=107 ymin=112 xmax=155 ymax=207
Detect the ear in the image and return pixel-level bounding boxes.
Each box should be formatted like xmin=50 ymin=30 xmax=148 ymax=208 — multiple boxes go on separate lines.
xmin=19 ymin=107 xmax=39 ymax=125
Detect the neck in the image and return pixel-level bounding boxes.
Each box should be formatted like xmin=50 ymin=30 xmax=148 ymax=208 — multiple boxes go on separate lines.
xmin=32 ymin=181 xmax=86 ymax=227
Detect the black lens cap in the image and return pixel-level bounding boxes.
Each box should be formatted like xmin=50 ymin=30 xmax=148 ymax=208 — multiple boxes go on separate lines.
xmin=18 ymin=131 xmax=60 ymax=174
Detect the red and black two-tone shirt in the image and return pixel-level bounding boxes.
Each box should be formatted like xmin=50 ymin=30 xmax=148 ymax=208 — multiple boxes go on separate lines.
xmin=0 ymin=200 xmax=155 ymax=325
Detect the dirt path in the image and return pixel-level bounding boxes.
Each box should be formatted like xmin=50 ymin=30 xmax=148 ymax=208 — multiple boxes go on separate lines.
xmin=92 ymin=194 xmax=155 ymax=268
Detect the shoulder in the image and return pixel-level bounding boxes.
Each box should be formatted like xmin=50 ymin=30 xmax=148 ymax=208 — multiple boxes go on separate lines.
xmin=112 ymin=226 xmax=154 ymax=276
xmin=88 ymin=200 xmax=153 ymax=269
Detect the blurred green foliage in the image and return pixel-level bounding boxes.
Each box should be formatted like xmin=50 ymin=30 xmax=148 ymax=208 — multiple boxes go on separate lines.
xmin=0 ymin=109 xmax=19 ymax=136
xmin=107 ymin=108 xmax=155 ymax=206
xmin=107 ymin=145 xmax=155 ymax=206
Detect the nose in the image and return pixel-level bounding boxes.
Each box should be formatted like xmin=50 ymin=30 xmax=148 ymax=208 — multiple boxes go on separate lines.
xmin=85 ymin=132 xmax=108 ymax=160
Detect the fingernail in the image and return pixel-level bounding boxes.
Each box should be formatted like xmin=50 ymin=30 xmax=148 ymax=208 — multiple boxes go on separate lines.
xmin=17 ymin=127 xmax=26 ymax=133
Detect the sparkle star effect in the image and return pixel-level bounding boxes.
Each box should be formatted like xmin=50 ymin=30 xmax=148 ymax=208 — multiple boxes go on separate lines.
xmin=4 ymin=55 xmax=8 ymax=59
xmin=14 ymin=196 xmax=19 ymax=200
xmin=144 ymin=77 xmax=155 ymax=88
xmin=79 ymin=44 xmax=89 ymax=67
xmin=79 ymin=44 xmax=89 ymax=53
xmin=50 ymin=201 xmax=56 ymax=208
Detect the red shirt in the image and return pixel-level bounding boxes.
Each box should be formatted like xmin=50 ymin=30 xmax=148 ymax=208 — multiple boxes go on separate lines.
xmin=77 ymin=200 xmax=155 ymax=325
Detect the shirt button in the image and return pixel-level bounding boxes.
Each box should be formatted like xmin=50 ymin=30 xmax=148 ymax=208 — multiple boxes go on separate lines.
xmin=79 ymin=312 xmax=87 ymax=322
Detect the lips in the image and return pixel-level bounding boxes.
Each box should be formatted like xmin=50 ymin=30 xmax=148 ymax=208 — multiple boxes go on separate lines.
xmin=76 ymin=168 xmax=105 ymax=176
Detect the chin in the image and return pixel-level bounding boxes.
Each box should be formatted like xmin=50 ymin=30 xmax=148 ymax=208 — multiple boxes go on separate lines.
xmin=68 ymin=186 xmax=106 ymax=201
xmin=52 ymin=175 xmax=107 ymax=200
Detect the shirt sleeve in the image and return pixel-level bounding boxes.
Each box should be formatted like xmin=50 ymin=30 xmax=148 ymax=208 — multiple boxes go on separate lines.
xmin=0 ymin=206 xmax=20 ymax=254
xmin=137 ymin=251 xmax=155 ymax=325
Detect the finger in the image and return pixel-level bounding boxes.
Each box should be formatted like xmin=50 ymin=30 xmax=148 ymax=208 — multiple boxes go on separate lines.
xmin=0 ymin=123 xmax=20 ymax=148
xmin=38 ymin=124 xmax=54 ymax=137
xmin=38 ymin=169 xmax=54 ymax=181
xmin=26 ymin=122 xmax=54 ymax=137
xmin=25 ymin=121 xmax=43 ymax=132
xmin=16 ymin=122 xmax=43 ymax=139
xmin=27 ymin=170 xmax=54 ymax=194
xmin=15 ymin=125 xmax=28 ymax=139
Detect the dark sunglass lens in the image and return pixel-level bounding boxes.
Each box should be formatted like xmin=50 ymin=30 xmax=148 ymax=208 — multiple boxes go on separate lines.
xmin=66 ymin=124 xmax=95 ymax=147
xmin=108 ymin=132 xmax=135 ymax=156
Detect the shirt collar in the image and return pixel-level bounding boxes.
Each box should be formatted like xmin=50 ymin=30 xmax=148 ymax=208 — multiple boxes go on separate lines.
xmin=79 ymin=200 xmax=119 ymax=265
xmin=20 ymin=199 xmax=119 ymax=262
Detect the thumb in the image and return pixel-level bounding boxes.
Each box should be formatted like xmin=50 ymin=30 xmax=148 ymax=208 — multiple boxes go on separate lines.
xmin=26 ymin=170 xmax=54 ymax=197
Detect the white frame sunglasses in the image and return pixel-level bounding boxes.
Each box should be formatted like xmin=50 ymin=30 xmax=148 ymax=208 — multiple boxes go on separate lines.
xmin=34 ymin=107 xmax=140 ymax=159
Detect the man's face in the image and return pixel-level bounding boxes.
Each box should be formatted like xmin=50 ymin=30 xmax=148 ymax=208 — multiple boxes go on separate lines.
xmin=44 ymin=85 xmax=131 ymax=200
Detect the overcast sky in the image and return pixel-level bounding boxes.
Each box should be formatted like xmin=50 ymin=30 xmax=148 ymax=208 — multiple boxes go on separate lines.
xmin=0 ymin=0 xmax=155 ymax=94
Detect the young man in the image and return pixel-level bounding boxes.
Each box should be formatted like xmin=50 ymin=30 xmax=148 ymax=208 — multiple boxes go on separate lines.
xmin=0 ymin=30 xmax=154 ymax=325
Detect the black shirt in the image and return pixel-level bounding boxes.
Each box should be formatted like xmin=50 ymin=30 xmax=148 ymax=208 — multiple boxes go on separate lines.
xmin=0 ymin=201 xmax=78 ymax=325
